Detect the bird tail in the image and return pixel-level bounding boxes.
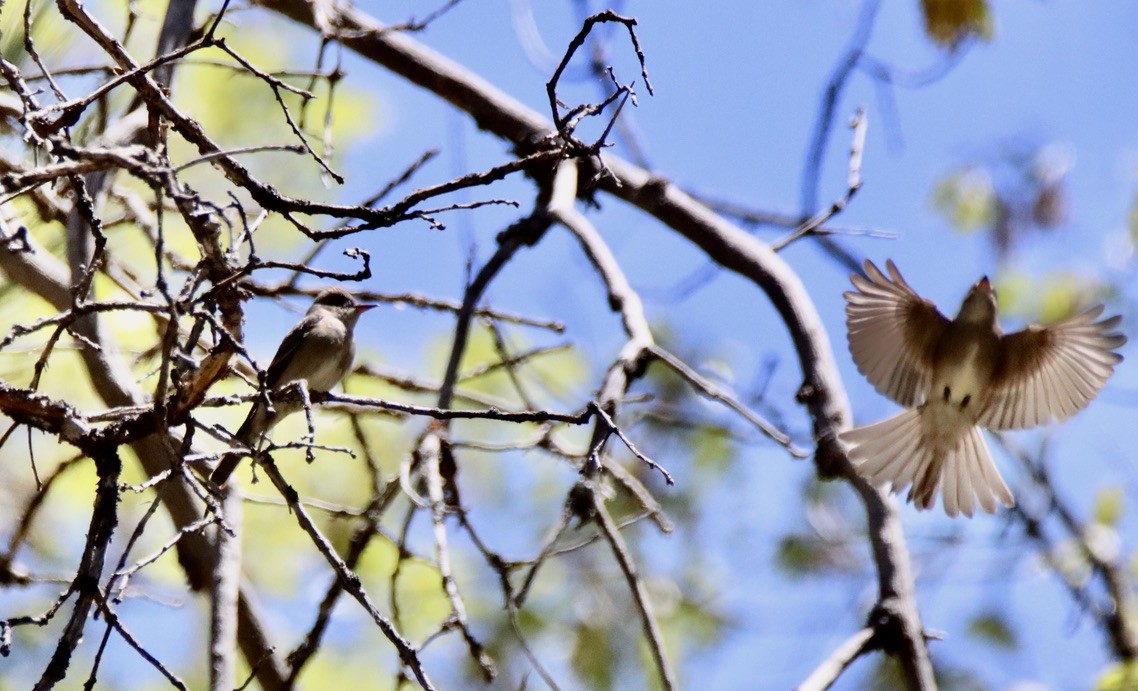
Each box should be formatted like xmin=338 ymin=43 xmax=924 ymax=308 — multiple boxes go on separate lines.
xmin=209 ymin=403 xmax=266 ymax=485
xmin=839 ymin=409 xmax=1014 ymax=517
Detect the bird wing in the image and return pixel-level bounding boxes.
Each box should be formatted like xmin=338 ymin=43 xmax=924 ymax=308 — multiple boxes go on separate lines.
xmin=845 ymin=259 xmax=950 ymax=407
xmin=230 ymin=313 xmax=321 ymax=447
xmin=262 ymin=312 xmax=322 ymax=387
xmin=978 ymin=306 xmax=1125 ymax=430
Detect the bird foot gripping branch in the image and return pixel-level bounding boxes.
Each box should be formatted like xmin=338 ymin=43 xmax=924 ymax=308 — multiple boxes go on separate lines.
xmin=840 ymin=259 xmax=1126 ymax=517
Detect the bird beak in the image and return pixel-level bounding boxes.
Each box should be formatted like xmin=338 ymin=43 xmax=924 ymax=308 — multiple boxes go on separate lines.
xmin=976 ymin=276 xmax=992 ymax=293
xmin=355 ymin=304 xmax=376 ymax=313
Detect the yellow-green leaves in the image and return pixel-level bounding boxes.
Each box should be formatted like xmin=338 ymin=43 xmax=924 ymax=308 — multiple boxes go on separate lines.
xmin=931 ymin=166 xmax=997 ymax=234
xmin=920 ymin=0 xmax=994 ymax=48
xmin=1098 ymin=661 xmax=1138 ymax=691
xmin=1 ymin=0 xmax=69 ymax=67
xmin=993 ymin=269 xmax=1109 ymax=324
xmin=966 ymin=611 xmax=1017 ymax=649
xmin=1094 ymin=487 xmax=1126 ymax=528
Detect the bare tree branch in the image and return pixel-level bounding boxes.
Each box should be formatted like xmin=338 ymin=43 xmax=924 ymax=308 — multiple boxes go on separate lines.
xmin=241 ymin=4 xmax=935 ymax=684
xmin=796 ymin=626 xmax=876 ymax=691
xmin=256 ymin=457 xmax=435 ymax=689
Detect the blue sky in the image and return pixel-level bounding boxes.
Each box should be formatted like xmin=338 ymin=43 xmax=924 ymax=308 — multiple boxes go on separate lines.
xmin=183 ymin=1 xmax=1138 ymax=687
xmin=317 ymin=2 xmax=1137 ymax=687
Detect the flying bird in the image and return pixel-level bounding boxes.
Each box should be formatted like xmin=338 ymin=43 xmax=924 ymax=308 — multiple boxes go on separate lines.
xmin=839 ymin=259 xmax=1125 ymax=517
xmin=210 ymin=287 xmax=374 ymax=485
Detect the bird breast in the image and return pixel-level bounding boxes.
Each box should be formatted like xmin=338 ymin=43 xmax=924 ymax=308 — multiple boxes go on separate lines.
xmin=302 ymin=351 xmax=353 ymax=392
xmin=277 ymin=320 xmax=354 ymax=393
xmin=931 ymin=337 xmax=995 ymax=417
xmin=305 ymin=332 xmax=354 ymax=392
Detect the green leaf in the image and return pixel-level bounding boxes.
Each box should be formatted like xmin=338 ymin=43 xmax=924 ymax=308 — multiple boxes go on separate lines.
xmin=1098 ymin=660 xmax=1138 ymax=691
xmin=930 ymin=167 xmax=997 ymax=233
xmin=1038 ymin=272 xmax=1082 ymax=323
xmin=992 ymin=270 xmax=1033 ymax=317
xmin=777 ymin=534 xmax=819 ymax=575
xmin=920 ymin=0 xmax=995 ymax=48
xmin=994 ymin=270 xmax=1106 ymax=323
xmin=966 ymin=611 xmax=1017 ymax=649
xmin=689 ymin=425 xmax=735 ymax=475
xmin=804 ymin=476 xmax=844 ymax=505
xmin=776 ymin=533 xmax=853 ymax=576
xmin=572 ymin=621 xmax=616 ymax=690
xmin=672 ymin=595 xmax=727 ymax=649
xmin=1094 ymin=486 xmax=1126 ymax=527
xmin=870 ymin=656 xmax=988 ymax=690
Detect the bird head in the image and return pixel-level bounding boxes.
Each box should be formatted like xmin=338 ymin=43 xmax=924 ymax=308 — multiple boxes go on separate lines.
xmin=956 ymin=275 xmax=998 ymax=325
xmin=309 ymin=287 xmax=375 ymax=329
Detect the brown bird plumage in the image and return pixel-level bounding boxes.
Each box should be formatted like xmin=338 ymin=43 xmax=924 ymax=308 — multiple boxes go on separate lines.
xmin=210 ymin=287 xmax=374 ymax=485
xmin=840 ymin=259 xmax=1126 ymax=517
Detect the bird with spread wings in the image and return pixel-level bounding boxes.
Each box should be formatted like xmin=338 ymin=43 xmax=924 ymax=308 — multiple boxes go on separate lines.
xmin=840 ymin=259 xmax=1126 ymax=517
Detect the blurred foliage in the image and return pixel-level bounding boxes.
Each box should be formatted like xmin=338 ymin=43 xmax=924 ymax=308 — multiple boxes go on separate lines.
xmin=287 ymin=642 xmax=401 ymax=691
xmin=993 ymin=268 xmax=1108 ymax=323
xmin=930 ymin=166 xmax=997 ymax=233
xmin=919 ymin=0 xmax=994 ymax=49
xmin=686 ymin=423 xmax=736 ymax=476
xmin=0 ymin=6 xmax=415 ymax=685
xmin=572 ymin=619 xmax=618 ymax=689
xmin=870 ymin=655 xmax=988 ymax=690
xmin=775 ymin=502 xmax=857 ymax=576
xmin=1098 ymin=660 xmax=1138 ymax=691
xmin=931 ymin=142 xmax=1073 ymax=259
xmin=0 ymin=0 xmax=69 ymax=66
xmin=1051 ymin=537 xmax=1093 ymax=589
xmin=1 ymin=0 xmax=1135 ymax=688
xmin=777 ymin=533 xmax=833 ymax=575
xmin=444 ymin=321 xmax=589 ymax=406
xmin=1095 ymin=487 xmax=1126 ymax=528
xmin=669 ymin=589 xmax=727 ymax=651
xmin=169 ymin=33 xmax=380 ymax=252
xmin=966 ymin=611 xmax=1017 ymax=650
xmin=175 ymin=35 xmax=379 ymax=157
xmin=391 ymin=559 xmax=456 ymax=641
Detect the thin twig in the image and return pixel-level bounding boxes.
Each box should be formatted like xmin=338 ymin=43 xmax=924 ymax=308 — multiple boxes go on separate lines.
xmin=773 ymin=107 xmax=868 ymax=252
xmin=796 ymin=626 xmax=876 ymax=691
xmin=590 ymin=487 xmax=676 ymax=690
xmin=256 ymin=457 xmax=436 ymax=689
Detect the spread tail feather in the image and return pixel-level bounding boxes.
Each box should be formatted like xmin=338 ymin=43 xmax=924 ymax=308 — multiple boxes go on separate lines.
xmin=840 ymin=410 xmax=1015 ymax=517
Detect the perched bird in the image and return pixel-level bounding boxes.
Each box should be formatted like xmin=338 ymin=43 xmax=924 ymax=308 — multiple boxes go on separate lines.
xmin=840 ymin=259 xmax=1125 ymax=517
xmin=210 ymin=287 xmax=374 ymax=484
